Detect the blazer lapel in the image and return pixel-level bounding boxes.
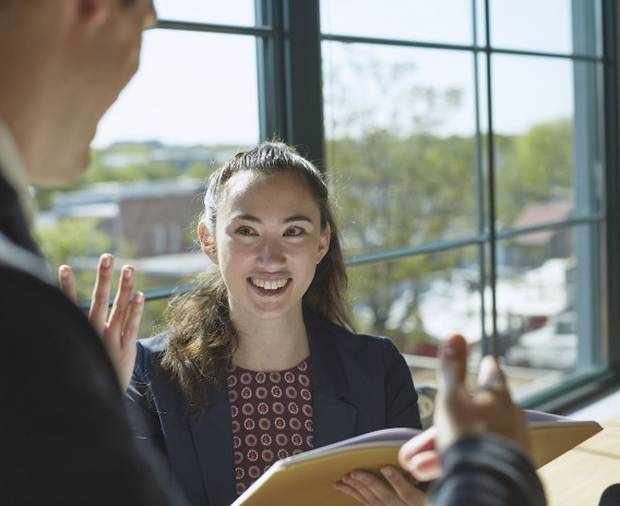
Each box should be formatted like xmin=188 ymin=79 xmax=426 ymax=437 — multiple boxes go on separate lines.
xmin=189 ymin=388 xmax=237 ymax=506
xmin=306 ymin=313 xmax=358 ymax=447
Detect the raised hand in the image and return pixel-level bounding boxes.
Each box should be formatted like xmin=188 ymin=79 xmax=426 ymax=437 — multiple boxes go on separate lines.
xmin=399 ymin=334 xmax=530 ymax=481
xmin=335 ymin=466 xmax=426 ymax=506
xmin=58 ymin=253 xmax=144 ymax=391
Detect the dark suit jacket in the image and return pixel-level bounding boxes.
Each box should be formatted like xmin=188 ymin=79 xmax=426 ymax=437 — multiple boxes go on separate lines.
xmin=430 ymin=434 xmax=546 ymax=506
xmin=127 ymin=312 xmax=422 ymax=506
xmin=0 ymin=170 xmax=185 ymax=505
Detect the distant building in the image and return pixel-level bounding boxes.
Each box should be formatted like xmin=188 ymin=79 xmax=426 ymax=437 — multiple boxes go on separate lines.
xmin=44 ymin=179 xmax=205 ymax=257
xmin=506 ymin=200 xmax=573 ymax=267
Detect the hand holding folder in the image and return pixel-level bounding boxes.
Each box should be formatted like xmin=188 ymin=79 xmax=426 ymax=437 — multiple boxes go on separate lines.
xmin=231 ymin=413 xmax=601 ymax=506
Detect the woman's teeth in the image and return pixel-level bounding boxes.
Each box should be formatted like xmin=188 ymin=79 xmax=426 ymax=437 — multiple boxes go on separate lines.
xmin=250 ymin=278 xmax=289 ymax=290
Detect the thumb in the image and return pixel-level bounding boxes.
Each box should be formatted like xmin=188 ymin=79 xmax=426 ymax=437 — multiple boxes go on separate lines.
xmin=477 ymin=355 xmax=507 ymax=392
xmin=437 ymin=334 xmax=468 ymax=393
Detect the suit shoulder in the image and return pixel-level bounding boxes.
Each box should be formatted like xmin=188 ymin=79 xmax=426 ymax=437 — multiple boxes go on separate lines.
xmin=138 ymin=332 xmax=170 ymax=356
xmin=321 ymin=319 xmax=394 ymax=352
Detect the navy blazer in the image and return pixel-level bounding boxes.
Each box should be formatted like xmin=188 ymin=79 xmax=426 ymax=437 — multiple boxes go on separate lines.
xmin=127 ymin=312 xmax=422 ymax=506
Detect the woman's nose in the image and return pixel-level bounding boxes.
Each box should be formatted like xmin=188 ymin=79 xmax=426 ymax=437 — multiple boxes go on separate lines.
xmin=258 ymin=237 xmax=285 ymax=265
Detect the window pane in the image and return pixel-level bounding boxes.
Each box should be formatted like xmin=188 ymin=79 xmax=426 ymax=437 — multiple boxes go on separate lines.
xmin=348 ymin=246 xmax=482 ymax=388
xmin=34 ymin=29 xmax=259 ymax=299
xmin=489 ymin=0 xmax=602 ymax=56
xmin=497 ymin=224 xmax=605 ymax=401
xmin=154 ymin=0 xmax=255 ymax=26
xmin=320 ymin=0 xmax=473 ymax=45
xmin=493 ymin=56 xmax=604 ymax=229
xmin=323 ymin=43 xmax=479 ymax=254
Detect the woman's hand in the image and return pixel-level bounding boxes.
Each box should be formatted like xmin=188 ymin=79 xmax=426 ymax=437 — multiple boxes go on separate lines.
xmin=334 ymin=466 xmax=426 ymax=506
xmin=58 ymin=253 xmax=144 ymax=391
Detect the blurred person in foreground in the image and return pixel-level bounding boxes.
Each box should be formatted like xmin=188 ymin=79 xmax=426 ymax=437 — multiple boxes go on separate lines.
xmin=336 ymin=333 xmax=546 ymax=505
xmin=0 ymin=1 xmax=186 ymax=504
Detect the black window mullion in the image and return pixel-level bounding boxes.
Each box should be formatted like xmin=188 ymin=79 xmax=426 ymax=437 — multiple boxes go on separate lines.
xmin=255 ymin=0 xmax=287 ymax=141
xmin=279 ymin=0 xmax=325 ymax=168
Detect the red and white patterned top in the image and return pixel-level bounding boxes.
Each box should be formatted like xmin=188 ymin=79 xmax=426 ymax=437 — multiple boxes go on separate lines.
xmin=226 ymin=359 xmax=314 ymax=496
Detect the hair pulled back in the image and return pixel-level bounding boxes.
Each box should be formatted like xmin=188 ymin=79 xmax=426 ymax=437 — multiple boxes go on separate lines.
xmin=161 ymin=142 xmax=349 ymax=409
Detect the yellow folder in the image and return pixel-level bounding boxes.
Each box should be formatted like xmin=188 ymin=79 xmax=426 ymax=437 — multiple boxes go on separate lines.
xmin=232 ymin=412 xmax=601 ymax=506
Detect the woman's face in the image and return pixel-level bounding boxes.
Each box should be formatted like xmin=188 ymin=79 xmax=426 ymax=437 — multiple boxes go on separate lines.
xmin=201 ymin=171 xmax=330 ymax=323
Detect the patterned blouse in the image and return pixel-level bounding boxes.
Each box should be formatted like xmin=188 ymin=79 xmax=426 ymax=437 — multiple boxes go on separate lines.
xmin=226 ymin=359 xmax=314 ymax=496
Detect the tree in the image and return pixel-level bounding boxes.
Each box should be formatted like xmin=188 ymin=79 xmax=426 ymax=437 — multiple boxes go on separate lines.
xmin=495 ymin=117 xmax=573 ymax=225
xmin=324 ymin=53 xmax=477 ymax=352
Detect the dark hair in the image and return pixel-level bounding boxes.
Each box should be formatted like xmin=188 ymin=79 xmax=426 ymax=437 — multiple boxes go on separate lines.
xmin=161 ymin=141 xmax=350 ymax=409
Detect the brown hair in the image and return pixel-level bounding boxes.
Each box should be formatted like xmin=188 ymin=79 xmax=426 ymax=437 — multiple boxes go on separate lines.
xmin=161 ymin=141 xmax=350 ymax=409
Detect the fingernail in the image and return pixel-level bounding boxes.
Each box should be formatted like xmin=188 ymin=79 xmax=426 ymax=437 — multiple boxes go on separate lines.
xmin=381 ymin=467 xmax=393 ymax=477
xmin=101 ymin=255 xmax=112 ymax=268
xmin=123 ymin=267 xmax=133 ymax=279
xmin=133 ymin=292 xmax=144 ymax=304
xmin=60 ymin=266 xmax=70 ymax=278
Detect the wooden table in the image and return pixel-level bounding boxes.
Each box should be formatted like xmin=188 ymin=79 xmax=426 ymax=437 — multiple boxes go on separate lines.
xmin=539 ymin=417 xmax=620 ymax=505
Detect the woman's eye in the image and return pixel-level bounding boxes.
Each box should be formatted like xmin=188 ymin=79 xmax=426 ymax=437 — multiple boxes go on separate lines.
xmin=235 ymin=226 xmax=257 ymax=236
xmin=284 ymin=226 xmax=305 ymax=237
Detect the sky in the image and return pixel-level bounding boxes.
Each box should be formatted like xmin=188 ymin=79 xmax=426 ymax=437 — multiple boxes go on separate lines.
xmin=93 ymin=0 xmax=601 ymax=148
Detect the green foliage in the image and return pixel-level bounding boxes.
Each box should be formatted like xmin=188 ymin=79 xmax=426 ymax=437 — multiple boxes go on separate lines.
xmin=36 ymin=219 xmax=111 ymax=268
xmin=35 ymin=219 xmax=111 ymax=299
xmin=496 ymin=118 xmax=573 ymax=225
xmin=330 ymin=120 xmax=572 ymax=350
xmin=328 ymin=128 xmax=479 ymax=349
xmin=186 ymin=162 xmax=213 ymax=180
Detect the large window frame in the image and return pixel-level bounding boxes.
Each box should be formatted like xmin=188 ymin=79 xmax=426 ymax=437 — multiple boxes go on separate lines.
xmin=106 ymin=0 xmax=619 ymax=412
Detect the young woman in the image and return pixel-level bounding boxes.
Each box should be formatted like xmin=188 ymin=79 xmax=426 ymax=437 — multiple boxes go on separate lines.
xmin=127 ymin=142 xmax=422 ymax=506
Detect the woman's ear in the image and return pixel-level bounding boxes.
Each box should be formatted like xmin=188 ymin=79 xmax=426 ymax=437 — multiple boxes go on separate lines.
xmin=197 ymin=221 xmax=218 ymax=264
xmin=317 ymin=222 xmax=331 ymax=264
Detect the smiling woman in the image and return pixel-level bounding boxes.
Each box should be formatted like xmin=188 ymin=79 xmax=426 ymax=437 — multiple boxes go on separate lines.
xmin=125 ymin=141 xmax=422 ymax=506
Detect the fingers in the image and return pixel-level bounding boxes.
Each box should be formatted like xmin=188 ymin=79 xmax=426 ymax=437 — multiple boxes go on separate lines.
xmin=339 ymin=471 xmax=399 ymax=506
xmin=477 ymin=355 xmax=507 ymax=392
xmin=89 ymin=254 xmax=114 ymax=333
xmin=437 ymin=334 xmax=468 ymax=392
xmin=58 ymin=265 xmax=78 ymax=304
xmin=107 ymin=265 xmax=135 ymax=338
xmin=400 ymin=450 xmax=441 ymax=482
xmin=399 ymin=426 xmax=436 ymax=465
xmin=123 ymin=291 xmax=144 ymax=348
xmin=334 ymin=481 xmax=368 ymax=505
xmin=381 ymin=466 xmax=426 ymax=505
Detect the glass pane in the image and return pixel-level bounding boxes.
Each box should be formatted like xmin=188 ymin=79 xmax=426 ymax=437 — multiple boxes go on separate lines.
xmin=348 ymin=246 xmax=482 ymax=389
xmin=323 ymin=43 xmax=479 ymax=254
xmin=140 ymin=298 xmax=170 ymax=338
xmin=493 ymin=56 xmax=604 ymax=229
xmin=489 ymin=0 xmax=602 ymax=56
xmin=474 ymin=0 xmax=487 ymax=47
xmin=320 ymin=0 xmax=473 ymax=45
xmin=496 ymin=224 xmax=605 ymax=401
xmin=154 ymin=0 xmax=255 ymax=26
xmin=33 ymin=29 xmax=259 ymax=298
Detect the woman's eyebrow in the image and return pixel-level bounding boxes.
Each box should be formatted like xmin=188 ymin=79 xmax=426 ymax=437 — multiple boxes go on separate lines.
xmin=284 ymin=214 xmax=313 ymax=224
xmin=232 ymin=213 xmax=261 ymax=222
xmin=232 ymin=213 xmax=314 ymax=223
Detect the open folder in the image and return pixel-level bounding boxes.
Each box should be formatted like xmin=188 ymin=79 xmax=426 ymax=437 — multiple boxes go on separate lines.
xmin=232 ymin=410 xmax=602 ymax=506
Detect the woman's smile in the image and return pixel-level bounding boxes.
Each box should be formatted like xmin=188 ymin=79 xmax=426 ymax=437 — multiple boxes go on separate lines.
xmin=248 ymin=276 xmax=292 ymax=296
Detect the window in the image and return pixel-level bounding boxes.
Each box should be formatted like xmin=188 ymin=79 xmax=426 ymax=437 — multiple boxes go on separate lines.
xmin=34 ymin=1 xmax=617 ymax=409
xmin=322 ymin=0 xmax=610 ymax=406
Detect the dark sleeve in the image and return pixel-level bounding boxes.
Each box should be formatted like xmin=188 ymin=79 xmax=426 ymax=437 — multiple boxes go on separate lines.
xmin=0 ymin=270 xmax=187 ymax=506
xmin=125 ymin=341 xmax=167 ymax=456
xmin=381 ymin=338 xmax=422 ymax=429
xmin=429 ymin=434 xmax=547 ymax=506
